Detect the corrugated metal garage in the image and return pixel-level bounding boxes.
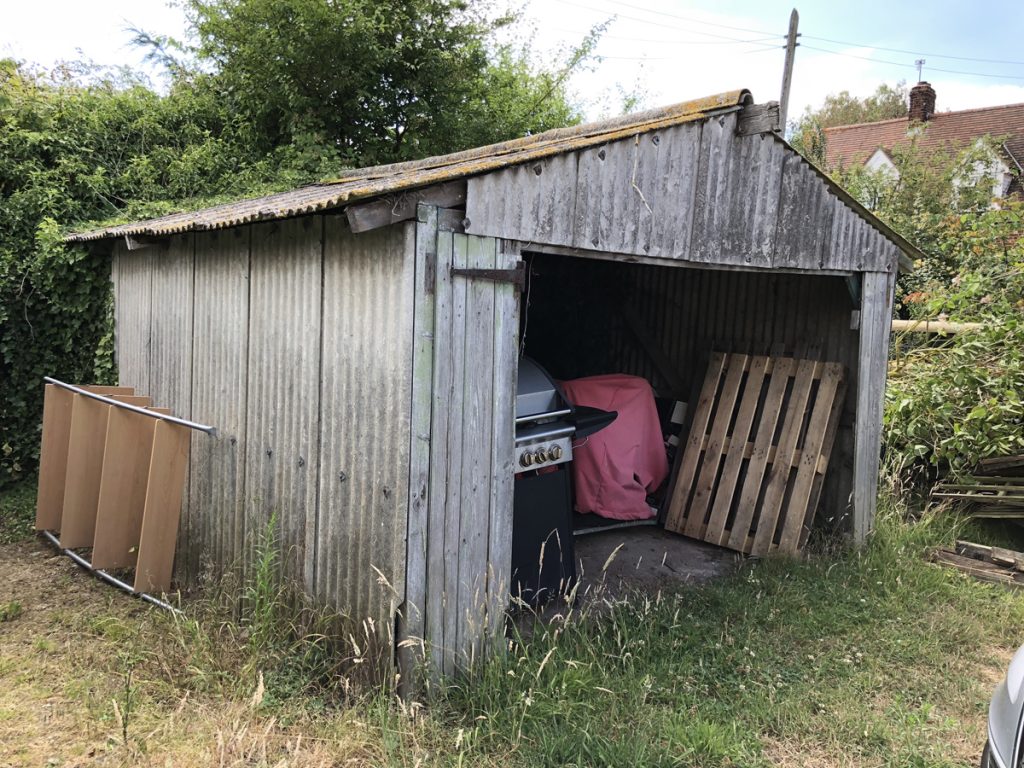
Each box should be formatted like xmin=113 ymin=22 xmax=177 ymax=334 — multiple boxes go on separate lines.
xmin=70 ymin=89 xmax=919 ymax=682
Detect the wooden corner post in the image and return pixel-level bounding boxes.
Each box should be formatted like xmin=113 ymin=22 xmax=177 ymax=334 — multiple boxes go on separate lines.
xmin=852 ymin=270 xmax=895 ymax=543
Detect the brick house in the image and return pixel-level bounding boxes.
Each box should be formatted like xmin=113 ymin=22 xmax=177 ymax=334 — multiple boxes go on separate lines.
xmin=824 ymin=82 xmax=1024 ymax=197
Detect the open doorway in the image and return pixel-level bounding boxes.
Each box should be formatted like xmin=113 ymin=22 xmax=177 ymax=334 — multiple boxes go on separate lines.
xmin=509 ymin=250 xmax=859 ymax=599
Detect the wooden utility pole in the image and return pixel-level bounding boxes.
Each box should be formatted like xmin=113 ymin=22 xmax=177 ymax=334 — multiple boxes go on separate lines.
xmin=778 ymin=9 xmax=800 ymax=134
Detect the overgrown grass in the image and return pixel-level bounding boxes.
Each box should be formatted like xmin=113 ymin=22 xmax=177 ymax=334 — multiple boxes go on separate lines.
xmin=424 ymin=499 xmax=1024 ymax=767
xmin=2 ymin=481 xmax=1022 ymax=766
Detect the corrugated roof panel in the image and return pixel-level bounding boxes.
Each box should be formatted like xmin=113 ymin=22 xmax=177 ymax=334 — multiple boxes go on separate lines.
xmin=68 ymin=91 xmax=750 ymax=243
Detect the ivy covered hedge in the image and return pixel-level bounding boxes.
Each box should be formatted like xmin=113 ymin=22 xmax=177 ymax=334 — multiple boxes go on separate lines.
xmin=1 ymin=1 xmax=593 ymax=489
xmin=0 ymin=63 xmax=261 ymax=486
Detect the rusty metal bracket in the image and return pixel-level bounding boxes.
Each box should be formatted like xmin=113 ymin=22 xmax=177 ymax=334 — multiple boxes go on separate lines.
xmin=450 ymin=261 xmax=526 ymax=291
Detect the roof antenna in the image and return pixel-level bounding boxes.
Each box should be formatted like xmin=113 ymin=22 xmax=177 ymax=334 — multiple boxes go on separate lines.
xmin=778 ymin=9 xmax=800 ymax=134
xmin=915 ymin=58 xmax=925 ymax=82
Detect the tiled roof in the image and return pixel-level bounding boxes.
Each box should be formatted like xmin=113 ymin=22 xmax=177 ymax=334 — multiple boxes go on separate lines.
xmin=824 ymin=102 xmax=1024 ymax=170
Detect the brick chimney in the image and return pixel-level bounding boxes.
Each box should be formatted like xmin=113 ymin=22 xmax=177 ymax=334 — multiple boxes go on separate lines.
xmin=909 ymin=81 xmax=936 ymax=122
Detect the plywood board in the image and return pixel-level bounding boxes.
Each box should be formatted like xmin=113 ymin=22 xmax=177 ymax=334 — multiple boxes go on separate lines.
xmin=36 ymin=385 xmax=136 ymax=532
xmin=36 ymin=385 xmax=75 ymax=531
xmin=92 ymin=408 xmax=158 ymax=569
xmin=134 ymin=420 xmax=191 ymax=594
xmin=60 ymin=395 xmax=113 ymax=548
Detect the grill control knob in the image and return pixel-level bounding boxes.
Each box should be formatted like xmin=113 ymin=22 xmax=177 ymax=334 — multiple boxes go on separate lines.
xmin=520 ymin=452 xmax=534 ymax=468
xmin=549 ymin=445 xmax=563 ymax=461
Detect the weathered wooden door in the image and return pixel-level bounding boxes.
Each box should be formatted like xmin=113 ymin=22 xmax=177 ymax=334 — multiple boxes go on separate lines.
xmin=403 ymin=207 xmax=520 ymax=681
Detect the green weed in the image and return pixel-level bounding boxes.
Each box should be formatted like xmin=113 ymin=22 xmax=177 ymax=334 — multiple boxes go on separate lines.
xmin=0 ymin=601 xmax=21 ymax=622
xmin=0 ymin=482 xmax=36 ymax=544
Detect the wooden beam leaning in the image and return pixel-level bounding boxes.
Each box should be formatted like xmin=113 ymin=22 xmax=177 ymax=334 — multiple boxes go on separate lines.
xmin=36 ymin=385 xmax=134 ymax=532
xmin=134 ymin=420 xmax=191 ymax=594
xmin=36 ymin=385 xmax=76 ymax=531
xmin=664 ymin=352 xmax=727 ymax=533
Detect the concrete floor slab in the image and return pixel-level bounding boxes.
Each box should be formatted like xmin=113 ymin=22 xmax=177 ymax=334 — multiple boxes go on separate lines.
xmin=573 ymin=524 xmax=737 ymax=599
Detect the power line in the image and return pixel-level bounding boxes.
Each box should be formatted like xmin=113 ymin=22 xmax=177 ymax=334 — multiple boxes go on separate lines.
xmin=597 ymin=46 xmax=782 ymax=61
xmin=802 ymin=34 xmax=1024 ymax=67
xmin=549 ymin=26 xmax=782 ymax=46
xmin=802 ymin=44 xmax=1024 ymax=81
xmin=582 ymin=0 xmax=781 ymax=37
xmin=551 ymin=0 xmax=783 ymax=44
xmin=546 ymin=0 xmax=1024 ymax=82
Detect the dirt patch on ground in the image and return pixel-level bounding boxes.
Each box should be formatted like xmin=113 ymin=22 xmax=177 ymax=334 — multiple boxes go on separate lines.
xmin=574 ymin=525 xmax=737 ymax=599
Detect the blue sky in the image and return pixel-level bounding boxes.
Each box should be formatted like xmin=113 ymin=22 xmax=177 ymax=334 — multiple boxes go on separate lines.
xmin=3 ymin=0 xmax=1022 ymax=120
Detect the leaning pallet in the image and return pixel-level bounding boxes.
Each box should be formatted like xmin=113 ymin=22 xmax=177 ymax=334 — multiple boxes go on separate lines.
xmin=663 ymin=351 xmax=846 ymax=556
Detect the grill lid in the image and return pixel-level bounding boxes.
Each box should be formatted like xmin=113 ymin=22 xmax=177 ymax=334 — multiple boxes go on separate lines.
xmin=516 ymin=357 xmax=559 ymax=418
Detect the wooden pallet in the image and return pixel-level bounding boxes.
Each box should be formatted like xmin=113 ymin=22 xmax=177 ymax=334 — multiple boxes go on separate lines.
xmin=931 ymin=540 xmax=1024 ymax=588
xmin=663 ymin=352 xmax=846 ymax=556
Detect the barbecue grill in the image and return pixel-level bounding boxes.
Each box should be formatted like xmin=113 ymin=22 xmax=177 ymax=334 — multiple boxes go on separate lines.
xmin=511 ymin=358 xmax=616 ymax=602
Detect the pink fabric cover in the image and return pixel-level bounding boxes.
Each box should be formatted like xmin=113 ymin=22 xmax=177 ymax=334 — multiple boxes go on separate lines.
xmin=560 ymin=375 xmax=668 ymax=521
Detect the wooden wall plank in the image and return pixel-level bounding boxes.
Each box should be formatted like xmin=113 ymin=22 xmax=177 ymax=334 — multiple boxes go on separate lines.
xmin=466 ymin=121 xmax=900 ymax=273
xmin=134 ymin=421 xmax=191 ymax=594
xmin=441 ymin=233 xmax=470 ymax=676
xmin=400 ymin=206 xmax=439 ymax=692
xmin=425 ymin=229 xmax=455 ymax=677
xmin=455 ymin=234 xmax=497 ymax=669
xmin=92 ymin=408 xmax=158 ymax=569
xmin=485 ymin=239 xmax=520 ymax=645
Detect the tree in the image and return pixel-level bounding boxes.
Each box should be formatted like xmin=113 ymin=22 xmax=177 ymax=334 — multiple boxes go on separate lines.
xmin=789 ymin=82 xmax=907 ymax=164
xmin=177 ymin=0 xmax=591 ymax=168
xmin=1 ymin=4 xmax=597 ymax=487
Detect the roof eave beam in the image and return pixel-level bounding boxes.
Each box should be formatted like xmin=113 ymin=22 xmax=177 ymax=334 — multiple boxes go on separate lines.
xmin=345 ymin=180 xmax=467 ymax=234
xmin=124 ymin=233 xmax=170 ymax=252
xmin=737 ymin=101 xmax=781 ymax=136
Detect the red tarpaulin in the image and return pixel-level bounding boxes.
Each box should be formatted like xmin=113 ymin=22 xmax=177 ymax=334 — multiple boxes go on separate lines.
xmin=561 ymin=375 xmax=668 ymax=521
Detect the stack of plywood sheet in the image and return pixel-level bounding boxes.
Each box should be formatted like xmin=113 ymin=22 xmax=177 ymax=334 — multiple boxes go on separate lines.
xmin=35 ymin=383 xmax=192 ymax=594
xmin=664 ymin=352 xmax=846 ymax=556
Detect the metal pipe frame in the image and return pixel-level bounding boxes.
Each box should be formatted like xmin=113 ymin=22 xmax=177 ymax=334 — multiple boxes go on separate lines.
xmin=40 ymin=530 xmax=181 ymax=615
xmin=44 ymin=377 xmax=217 ymax=436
